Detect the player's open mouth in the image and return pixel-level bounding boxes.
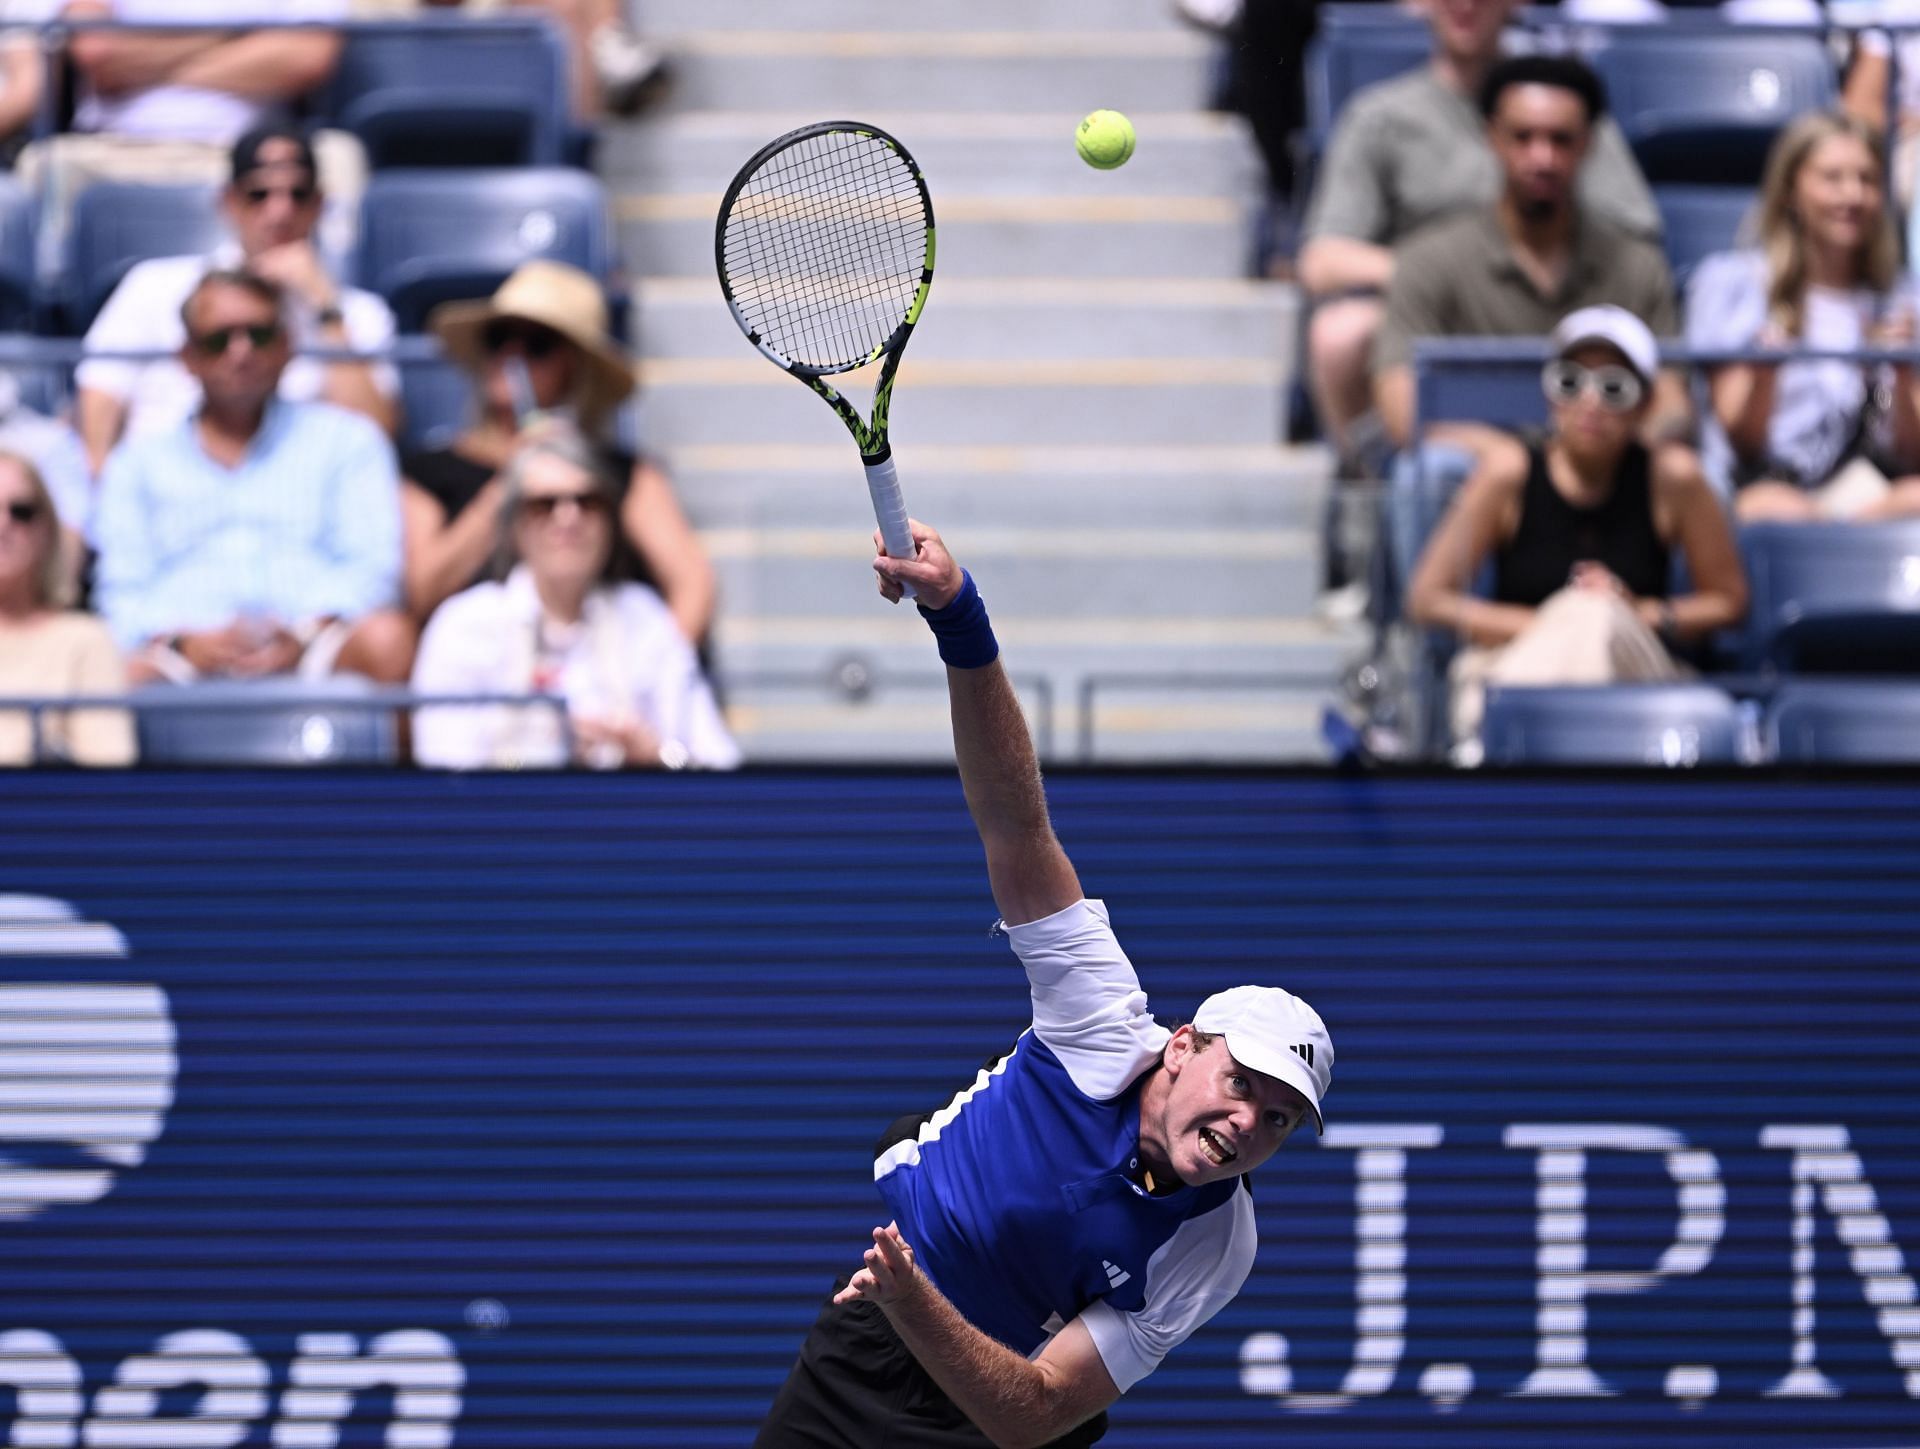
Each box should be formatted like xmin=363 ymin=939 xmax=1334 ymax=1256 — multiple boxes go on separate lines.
xmin=1199 ymin=1128 xmax=1236 ymax=1166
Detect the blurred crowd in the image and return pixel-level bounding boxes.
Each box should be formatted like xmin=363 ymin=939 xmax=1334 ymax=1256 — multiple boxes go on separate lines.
xmin=1198 ymin=0 xmax=1920 ymax=759
xmin=0 ymin=2 xmax=738 ymax=771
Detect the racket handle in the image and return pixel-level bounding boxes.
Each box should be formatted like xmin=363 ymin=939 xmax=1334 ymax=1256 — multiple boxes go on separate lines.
xmin=864 ymin=453 xmax=918 ymax=602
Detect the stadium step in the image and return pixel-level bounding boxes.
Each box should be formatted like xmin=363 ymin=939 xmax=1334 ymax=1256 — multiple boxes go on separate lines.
xmin=635 ymin=277 xmax=1298 ymax=364
xmin=662 ymin=443 xmax=1329 ymax=532
xmin=600 ymin=111 xmax=1260 ymax=198
xmin=618 ymin=193 xmax=1249 ymax=279
xmin=593 ymin=2 xmax=1355 ymax=761
xmin=650 ymin=32 xmax=1212 ymax=115
xmin=634 ymin=356 xmax=1283 ymax=449
xmin=641 ymin=0 xmax=1187 ymax=35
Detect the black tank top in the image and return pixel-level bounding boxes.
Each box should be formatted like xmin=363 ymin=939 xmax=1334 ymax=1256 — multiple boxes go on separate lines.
xmin=1493 ymin=442 xmax=1670 ymax=607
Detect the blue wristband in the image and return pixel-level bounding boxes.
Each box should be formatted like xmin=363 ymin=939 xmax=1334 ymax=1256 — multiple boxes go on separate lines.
xmin=917 ymin=568 xmax=999 ymax=669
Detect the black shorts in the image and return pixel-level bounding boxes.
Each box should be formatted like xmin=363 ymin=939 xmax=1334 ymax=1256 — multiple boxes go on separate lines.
xmin=754 ymin=1282 xmax=1109 ymax=1449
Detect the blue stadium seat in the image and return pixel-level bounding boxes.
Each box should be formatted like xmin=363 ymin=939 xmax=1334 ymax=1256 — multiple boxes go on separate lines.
xmin=1740 ymin=521 xmax=1920 ymax=672
xmin=1655 ymin=184 xmax=1753 ymax=288
xmin=1592 ymin=30 xmax=1835 ymax=185
xmin=61 ymin=182 xmax=225 ymax=334
xmin=1481 ymin=684 xmax=1746 ymax=766
xmin=1765 ymin=681 xmax=1920 ymax=763
xmin=0 ymin=175 xmax=36 ymax=332
xmin=1303 ymin=14 xmax=1430 ymax=146
xmin=355 ymin=168 xmax=616 ymax=332
xmin=320 ymin=19 xmax=570 ymax=169
xmin=132 ymin=679 xmax=398 ymax=766
xmin=399 ymin=355 xmax=471 ymax=452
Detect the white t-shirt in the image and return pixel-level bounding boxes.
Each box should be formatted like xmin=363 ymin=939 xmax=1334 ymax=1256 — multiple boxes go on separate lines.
xmin=76 ymin=248 xmax=398 ymax=442
xmin=411 ymin=567 xmax=741 ymax=771
xmin=69 ymin=0 xmax=348 ymax=145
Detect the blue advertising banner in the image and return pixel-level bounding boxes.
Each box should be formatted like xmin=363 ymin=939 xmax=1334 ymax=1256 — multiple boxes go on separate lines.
xmin=0 ymin=771 xmax=1916 ymax=1447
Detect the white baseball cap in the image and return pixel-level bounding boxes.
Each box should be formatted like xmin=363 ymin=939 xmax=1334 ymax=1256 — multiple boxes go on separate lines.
xmin=1192 ymin=985 xmax=1333 ymax=1135
xmin=1550 ymin=304 xmax=1659 ymax=383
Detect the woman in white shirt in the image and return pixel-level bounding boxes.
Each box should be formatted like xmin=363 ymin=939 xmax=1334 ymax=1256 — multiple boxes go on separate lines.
xmin=1686 ymin=111 xmax=1920 ymax=521
xmin=411 ymin=427 xmax=739 ymax=771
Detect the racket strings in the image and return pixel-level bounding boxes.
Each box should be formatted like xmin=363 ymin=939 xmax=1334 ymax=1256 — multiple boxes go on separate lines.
xmin=722 ymin=130 xmax=928 ymax=371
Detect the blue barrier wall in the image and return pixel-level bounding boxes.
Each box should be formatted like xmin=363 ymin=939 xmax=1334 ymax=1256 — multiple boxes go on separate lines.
xmin=1 ymin=771 xmax=1917 ymax=1447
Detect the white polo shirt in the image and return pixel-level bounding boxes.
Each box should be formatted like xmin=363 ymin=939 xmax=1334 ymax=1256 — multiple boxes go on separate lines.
xmin=77 ymin=246 xmax=398 ymax=443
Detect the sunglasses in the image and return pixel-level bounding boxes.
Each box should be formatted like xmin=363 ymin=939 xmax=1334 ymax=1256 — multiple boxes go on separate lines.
xmin=240 ymin=182 xmax=317 ymax=208
xmin=192 ymin=323 xmax=284 ymax=356
xmin=3 ymin=500 xmax=39 ymax=525
xmin=518 ymin=490 xmax=610 ymax=520
xmin=484 ymin=320 xmax=565 ymax=359
xmin=1541 ymin=359 xmax=1645 ymax=413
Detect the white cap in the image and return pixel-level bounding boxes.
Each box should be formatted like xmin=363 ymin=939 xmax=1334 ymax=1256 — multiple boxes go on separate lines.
xmin=1191 ymin=985 xmax=1333 ymax=1135
xmin=1550 ymin=304 xmax=1659 ymax=383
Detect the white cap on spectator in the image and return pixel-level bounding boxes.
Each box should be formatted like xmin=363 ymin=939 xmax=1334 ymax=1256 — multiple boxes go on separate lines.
xmin=1551 ymin=305 xmax=1659 ymax=382
xmin=1192 ymin=985 xmax=1333 ymax=1135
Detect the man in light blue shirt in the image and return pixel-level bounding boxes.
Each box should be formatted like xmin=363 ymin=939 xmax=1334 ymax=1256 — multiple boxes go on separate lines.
xmin=94 ymin=269 xmax=414 ymax=685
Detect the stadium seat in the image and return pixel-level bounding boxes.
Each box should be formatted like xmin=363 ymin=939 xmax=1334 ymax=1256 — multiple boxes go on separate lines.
xmin=1655 ymin=183 xmax=1753 ymax=287
xmin=399 ymin=355 xmax=471 ymax=452
xmin=355 ymin=169 xmax=616 ymax=332
xmin=60 ymin=183 xmax=225 ymax=334
xmin=0 ymin=176 xmax=36 ymax=332
xmin=1591 ymin=30 xmax=1835 ymax=185
xmin=1740 ymin=521 xmax=1920 ymax=672
xmin=1480 ymin=684 xmax=1747 ymax=766
xmin=132 ymin=679 xmax=398 ymax=766
xmin=1302 ymin=14 xmax=1430 ymax=146
xmin=320 ymin=19 xmax=571 ymax=169
xmin=1765 ymin=681 xmax=1920 ymax=763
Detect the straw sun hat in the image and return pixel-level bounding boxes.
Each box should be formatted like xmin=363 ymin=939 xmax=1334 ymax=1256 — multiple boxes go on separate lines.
xmin=429 ymin=261 xmax=637 ymax=423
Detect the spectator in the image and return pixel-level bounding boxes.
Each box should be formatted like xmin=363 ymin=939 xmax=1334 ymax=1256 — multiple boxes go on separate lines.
xmin=0 ymin=2 xmax=54 ymax=162
xmin=75 ymin=122 xmax=398 ymax=475
xmin=0 ymin=450 xmax=133 ymax=765
xmin=1407 ymin=307 xmax=1747 ymax=752
xmin=350 ymin=0 xmax=668 ymax=120
xmin=0 ymin=373 xmax=92 ymax=587
xmin=1299 ymin=0 xmax=1658 ymax=458
xmin=93 ymin=270 xmax=412 ymax=687
xmin=411 ymin=427 xmax=738 ymax=771
xmin=1687 ymin=113 xmax=1920 ymax=522
xmin=20 ymin=1 xmax=360 ymax=274
xmin=405 ymin=262 xmax=715 ymax=645
xmin=1374 ymin=55 xmax=1689 ymax=451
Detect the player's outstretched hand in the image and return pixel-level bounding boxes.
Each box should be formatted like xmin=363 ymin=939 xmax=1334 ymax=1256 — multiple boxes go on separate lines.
xmin=832 ymin=1222 xmax=923 ymax=1308
xmin=873 ymin=520 xmax=963 ymax=610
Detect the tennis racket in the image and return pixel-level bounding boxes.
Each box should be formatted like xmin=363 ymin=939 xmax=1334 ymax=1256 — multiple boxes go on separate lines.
xmin=716 ymin=121 xmax=936 ymax=592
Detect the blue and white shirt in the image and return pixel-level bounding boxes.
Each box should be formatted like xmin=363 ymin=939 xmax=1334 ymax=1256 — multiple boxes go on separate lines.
xmin=875 ymin=898 xmax=1256 ymax=1393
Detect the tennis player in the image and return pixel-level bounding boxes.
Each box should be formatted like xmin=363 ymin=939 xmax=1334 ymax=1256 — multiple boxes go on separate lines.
xmin=753 ymin=520 xmax=1335 ymax=1448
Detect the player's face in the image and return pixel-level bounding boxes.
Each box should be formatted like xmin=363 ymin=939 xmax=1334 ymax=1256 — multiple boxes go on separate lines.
xmin=1154 ymin=1029 xmax=1310 ymax=1187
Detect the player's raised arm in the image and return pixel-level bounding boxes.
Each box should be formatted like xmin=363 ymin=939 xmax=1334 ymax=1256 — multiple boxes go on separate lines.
xmin=874 ymin=521 xmax=1081 ymax=926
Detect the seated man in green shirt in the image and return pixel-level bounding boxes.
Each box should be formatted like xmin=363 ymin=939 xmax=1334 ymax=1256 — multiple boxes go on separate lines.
xmin=1370 ymin=55 xmax=1691 ymax=453
xmin=1299 ymin=0 xmax=1659 ymax=461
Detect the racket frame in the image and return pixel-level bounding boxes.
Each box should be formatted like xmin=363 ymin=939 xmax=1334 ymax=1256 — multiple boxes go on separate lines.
xmin=715 ymin=121 xmax=936 ymax=575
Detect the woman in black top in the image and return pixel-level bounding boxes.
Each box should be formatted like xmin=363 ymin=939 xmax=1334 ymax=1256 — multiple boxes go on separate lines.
xmin=1407 ymin=306 xmax=1748 ymax=746
xmin=400 ymin=262 xmax=716 ymax=643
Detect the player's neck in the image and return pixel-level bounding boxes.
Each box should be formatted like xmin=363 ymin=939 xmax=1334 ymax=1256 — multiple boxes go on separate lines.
xmin=1133 ymin=1070 xmax=1182 ymax=1194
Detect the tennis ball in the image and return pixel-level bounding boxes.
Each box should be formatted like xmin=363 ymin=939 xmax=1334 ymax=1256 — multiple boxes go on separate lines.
xmin=1076 ymin=110 xmax=1136 ymax=170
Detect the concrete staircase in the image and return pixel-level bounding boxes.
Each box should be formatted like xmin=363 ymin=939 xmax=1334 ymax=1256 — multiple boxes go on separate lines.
xmin=601 ymin=0 xmax=1357 ymax=762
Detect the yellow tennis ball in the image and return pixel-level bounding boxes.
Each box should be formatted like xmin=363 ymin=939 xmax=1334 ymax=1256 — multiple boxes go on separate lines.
xmin=1076 ymin=110 xmax=1136 ymax=170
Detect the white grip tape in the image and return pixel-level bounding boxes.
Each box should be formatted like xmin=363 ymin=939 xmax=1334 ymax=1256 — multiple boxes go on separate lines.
xmin=864 ymin=454 xmax=917 ymax=600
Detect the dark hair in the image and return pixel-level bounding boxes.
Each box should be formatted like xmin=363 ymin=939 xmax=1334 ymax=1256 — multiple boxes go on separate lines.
xmin=180 ymin=268 xmax=284 ymax=331
xmin=1478 ymin=54 xmax=1608 ymax=125
xmin=229 ymin=121 xmax=319 ymax=185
